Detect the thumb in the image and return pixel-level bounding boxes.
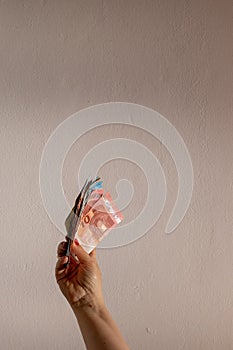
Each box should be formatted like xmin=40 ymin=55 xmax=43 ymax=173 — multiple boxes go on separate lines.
xmin=71 ymin=240 xmax=91 ymax=264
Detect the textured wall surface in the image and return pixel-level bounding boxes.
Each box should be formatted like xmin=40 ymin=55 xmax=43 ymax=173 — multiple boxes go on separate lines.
xmin=0 ymin=1 xmax=233 ymax=349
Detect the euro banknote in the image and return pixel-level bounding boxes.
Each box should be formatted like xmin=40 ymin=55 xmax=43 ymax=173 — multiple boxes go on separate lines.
xmin=64 ymin=176 xmax=123 ymax=262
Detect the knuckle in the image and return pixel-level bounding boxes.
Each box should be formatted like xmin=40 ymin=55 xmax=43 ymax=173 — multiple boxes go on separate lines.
xmin=57 ymin=243 xmax=62 ymax=253
xmin=57 ymin=242 xmax=66 ymax=254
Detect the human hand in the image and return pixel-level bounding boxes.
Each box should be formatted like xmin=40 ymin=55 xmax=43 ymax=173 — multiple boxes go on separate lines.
xmin=55 ymin=240 xmax=104 ymax=310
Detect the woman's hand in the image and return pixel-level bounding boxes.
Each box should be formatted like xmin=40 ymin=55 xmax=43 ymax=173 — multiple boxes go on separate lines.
xmin=55 ymin=239 xmax=130 ymax=350
xmin=55 ymin=240 xmax=104 ymax=310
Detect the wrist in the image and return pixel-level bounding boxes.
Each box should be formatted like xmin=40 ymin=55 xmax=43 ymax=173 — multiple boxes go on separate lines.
xmin=71 ymin=294 xmax=106 ymax=316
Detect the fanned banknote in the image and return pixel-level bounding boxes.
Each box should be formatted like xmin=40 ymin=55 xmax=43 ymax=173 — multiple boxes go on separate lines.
xmin=64 ymin=176 xmax=123 ymax=264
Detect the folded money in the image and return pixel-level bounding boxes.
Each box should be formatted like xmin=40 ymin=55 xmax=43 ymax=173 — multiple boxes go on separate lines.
xmin=64 ymin=176 xmax=123 ymax=263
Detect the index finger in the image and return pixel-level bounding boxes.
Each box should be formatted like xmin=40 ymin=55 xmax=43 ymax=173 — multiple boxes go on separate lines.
xmin=57 ymin=241 xmax=68 ymax=257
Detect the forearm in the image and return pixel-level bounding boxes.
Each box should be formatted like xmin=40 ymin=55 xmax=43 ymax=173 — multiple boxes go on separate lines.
xmin=71 ymin=296 xmax=130 ymax=350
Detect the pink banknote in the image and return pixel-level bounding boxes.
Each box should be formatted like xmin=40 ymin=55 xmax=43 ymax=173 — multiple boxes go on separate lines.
xmin=75 ymin=192 xmax=123 ymax=253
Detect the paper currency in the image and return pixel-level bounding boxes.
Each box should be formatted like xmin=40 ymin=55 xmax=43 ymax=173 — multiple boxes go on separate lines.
xmin=77 ymin=192 xmax=123 ymax=253
xmin=64 ymin=177 xmax=123 ymax=263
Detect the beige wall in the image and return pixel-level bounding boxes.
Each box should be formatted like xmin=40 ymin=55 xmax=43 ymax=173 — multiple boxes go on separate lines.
xmin=0 ymin=1 xmax=232 ymax=349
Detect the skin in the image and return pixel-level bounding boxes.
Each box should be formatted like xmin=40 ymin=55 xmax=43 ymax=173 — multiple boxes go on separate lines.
xmin=55 ymin=239 xmax=130 ymax=350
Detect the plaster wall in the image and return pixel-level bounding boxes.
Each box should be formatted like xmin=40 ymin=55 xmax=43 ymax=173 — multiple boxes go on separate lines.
xmin=0 ymin=1 xmax=232 ymax=349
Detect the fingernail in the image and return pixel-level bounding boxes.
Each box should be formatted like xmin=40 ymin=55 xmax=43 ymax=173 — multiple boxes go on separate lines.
xmin=74 ymin=238 xmax=79 ymax=246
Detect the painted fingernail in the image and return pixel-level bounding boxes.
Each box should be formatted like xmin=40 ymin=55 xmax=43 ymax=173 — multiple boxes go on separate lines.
xmin=74 ymin=238 xmax=79 ymax=246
